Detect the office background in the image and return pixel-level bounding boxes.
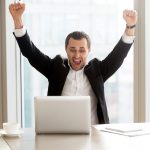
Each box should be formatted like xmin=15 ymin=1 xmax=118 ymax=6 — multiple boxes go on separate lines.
xmin=0 ymin=0 xmax=150 ymax=128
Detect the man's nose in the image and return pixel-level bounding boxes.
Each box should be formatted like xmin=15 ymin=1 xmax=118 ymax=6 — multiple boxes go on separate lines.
xmin=75 ymin=52 xmax=80 ymax=58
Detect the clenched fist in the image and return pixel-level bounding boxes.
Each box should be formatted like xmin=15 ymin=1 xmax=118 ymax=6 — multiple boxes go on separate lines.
xmin=123 ymin=9 xmax=138 ymax=26
xmin=9 ymin=2 xmax=25 ymax=19
xmin=9 ymin=2 xmax=25 ymax=29
xmin=123 ymin=9 xmax=138 ymax=36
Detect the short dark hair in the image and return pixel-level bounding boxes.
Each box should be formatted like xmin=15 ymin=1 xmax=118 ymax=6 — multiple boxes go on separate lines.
xmin=65 ymin=31 xmax=91 ymax=49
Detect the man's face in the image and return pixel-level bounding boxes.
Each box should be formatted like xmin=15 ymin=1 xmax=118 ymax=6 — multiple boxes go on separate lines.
xmin=66 ymin=38 xmax=89 ymax=71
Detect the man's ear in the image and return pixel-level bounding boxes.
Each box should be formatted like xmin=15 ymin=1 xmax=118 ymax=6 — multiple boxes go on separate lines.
xmin=65 ymin=45 xmax=68 ymax=51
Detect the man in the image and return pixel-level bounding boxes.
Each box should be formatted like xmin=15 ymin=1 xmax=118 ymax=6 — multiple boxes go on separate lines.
xmin=9 ymin=2 xmax=138 ymax=124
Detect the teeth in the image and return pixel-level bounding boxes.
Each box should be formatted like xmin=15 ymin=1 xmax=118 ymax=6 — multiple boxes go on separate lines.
xmin=73 ymin=59 xmax=81 ymax=65
xmin=73 ymin=59 xmax=80 ymax=62
xmin=74 ymin=60 xmax=80 ymax=62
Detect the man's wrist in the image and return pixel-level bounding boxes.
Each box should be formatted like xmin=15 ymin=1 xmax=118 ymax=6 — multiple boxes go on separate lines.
xmin=14 ymin=26 xmax=26 ymax=37
xmin=13 ymin=17 xmax=24 ymax=29
xmin=125 ymin=24 xmax=136 ymax=36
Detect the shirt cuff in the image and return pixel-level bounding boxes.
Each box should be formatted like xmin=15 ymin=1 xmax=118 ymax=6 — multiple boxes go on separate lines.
xmin=121 ymin=32 xmax=135 ymax=44
xmin=14 ymin=26 xmax=26 ymax=37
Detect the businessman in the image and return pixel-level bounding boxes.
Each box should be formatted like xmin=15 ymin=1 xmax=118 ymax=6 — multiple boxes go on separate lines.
xmin=9 ymin=2 xmax=137 ymax=124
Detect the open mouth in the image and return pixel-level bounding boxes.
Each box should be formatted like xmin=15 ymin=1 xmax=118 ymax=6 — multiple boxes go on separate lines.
xmin=72 ymin=59 xmax=81 ymax=66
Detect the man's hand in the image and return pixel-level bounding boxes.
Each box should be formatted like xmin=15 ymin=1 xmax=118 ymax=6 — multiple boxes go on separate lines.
xmin=123 ymin=9 xmax=138 ymax=26
xmin=123 ymin=10 xmax=138 ymax=36
xmin=9 ymin=2 xmax=25 ymax=19
xmin=9 ymin=2 xmax=25 ymax=29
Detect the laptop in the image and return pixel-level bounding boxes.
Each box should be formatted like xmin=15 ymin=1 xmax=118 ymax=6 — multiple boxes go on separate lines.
xmin=34 ymin=96 xmax=91 ymax=134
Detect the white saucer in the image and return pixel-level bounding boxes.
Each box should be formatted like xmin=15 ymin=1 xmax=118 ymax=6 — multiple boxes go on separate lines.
xmin=0 ymin=129 xmax=24 ymax=137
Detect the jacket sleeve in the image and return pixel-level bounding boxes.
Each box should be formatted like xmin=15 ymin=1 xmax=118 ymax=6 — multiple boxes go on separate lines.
xmin=14 ymin=31 xmax=54 ymax=78
xmin=100 ymin=38 xmax=133 ymax=82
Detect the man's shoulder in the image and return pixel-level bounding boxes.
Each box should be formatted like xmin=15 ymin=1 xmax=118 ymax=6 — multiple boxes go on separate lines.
xmin=52 ymin=55 xmax=68 ymax=67
xmin=88 ymin=57 xmax=102 ymax=65
xmin=84 ymin=58 xmax=102 ymax=72
xmin=53 ymin=55 xmax=67 ymax=61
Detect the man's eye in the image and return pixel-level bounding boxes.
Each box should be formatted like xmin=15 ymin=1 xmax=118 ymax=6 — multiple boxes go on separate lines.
xmin=70 ymin=49 xmax=76 ymax=52
xmin=80 ymin=49 xmax=85 ymax=53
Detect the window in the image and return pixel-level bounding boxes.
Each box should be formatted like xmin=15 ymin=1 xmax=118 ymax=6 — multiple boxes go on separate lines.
xmin=21 ymin=0 xmax=134 ymax=127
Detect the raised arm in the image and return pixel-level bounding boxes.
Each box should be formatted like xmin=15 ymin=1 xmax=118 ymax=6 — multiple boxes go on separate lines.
xmin=100 ymin=10 xmax=138 ymax=81
xmin=9 ymin=2 xmax=55 ymax=78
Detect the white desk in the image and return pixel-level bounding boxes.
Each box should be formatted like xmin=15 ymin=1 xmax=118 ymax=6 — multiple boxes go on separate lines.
xmin=0 ymin=137 xmax=11 ymax=150
xmin=3 ymin=124 xmax=150 ymax=150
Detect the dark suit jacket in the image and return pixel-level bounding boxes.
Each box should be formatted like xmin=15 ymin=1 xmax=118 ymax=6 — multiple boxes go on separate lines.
xmin=14 ymin=32 xmax=133 ymax=124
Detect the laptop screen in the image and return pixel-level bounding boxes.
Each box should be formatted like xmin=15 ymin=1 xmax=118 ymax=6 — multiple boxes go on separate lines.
xmin=34 ymin=96 xmax=91 ymax=134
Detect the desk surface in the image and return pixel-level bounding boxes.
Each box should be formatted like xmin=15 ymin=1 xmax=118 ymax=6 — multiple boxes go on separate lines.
xmin=3 ymin=123 xmax=150 ymax=150
xmin=0 ymin=137 xmax=10 ymax=150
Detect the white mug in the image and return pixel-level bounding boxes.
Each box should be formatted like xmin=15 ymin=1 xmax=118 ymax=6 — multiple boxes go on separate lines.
xmin=3 ymin=122 xmax=20 ymax=134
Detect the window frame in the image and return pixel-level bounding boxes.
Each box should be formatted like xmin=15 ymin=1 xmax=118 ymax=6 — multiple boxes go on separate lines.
xmin=0 ymin=0 xmax=22 ymax=126
xmin=0 ymin=0 xmax=3 ymax=128
xmin=145 ymin=0 xmax=150 ymax=121
xmin=134 ymin=0 xmax=146 ymax=122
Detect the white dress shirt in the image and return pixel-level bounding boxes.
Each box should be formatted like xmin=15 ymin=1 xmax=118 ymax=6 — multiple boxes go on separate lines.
xmin=61 ymin=64 xmax=99 ymax=124
xmin=14 ymin=27 xmax=135 ymax=124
